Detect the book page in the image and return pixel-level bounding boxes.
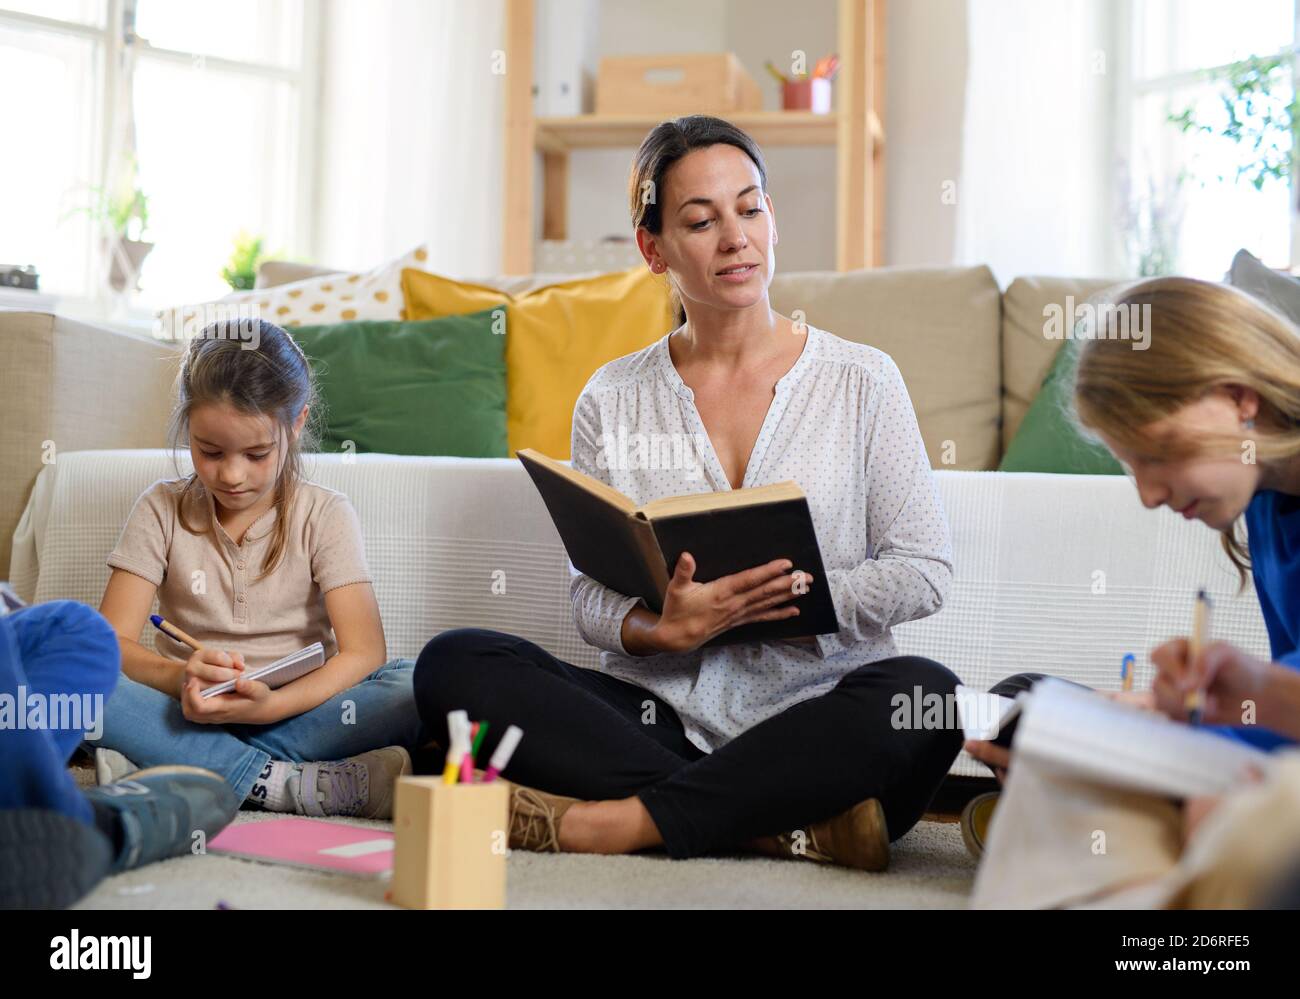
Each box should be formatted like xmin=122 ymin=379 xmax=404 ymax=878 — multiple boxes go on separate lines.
xmin=1014 ymin=678 xmax=1273 ymax=799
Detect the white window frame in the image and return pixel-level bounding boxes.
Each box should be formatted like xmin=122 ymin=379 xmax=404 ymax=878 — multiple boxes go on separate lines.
xmin=0 ymin=0 xmax=321 ymax=320
xmin=1117 ymin=0 xmax=1300 ymax=271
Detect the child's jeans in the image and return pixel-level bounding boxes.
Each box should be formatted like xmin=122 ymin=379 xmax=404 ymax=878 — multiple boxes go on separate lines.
xmin=93 ymin=659 xmax=430 ymax=801
xmin=0 ymin=600 xmax=120 ymax=825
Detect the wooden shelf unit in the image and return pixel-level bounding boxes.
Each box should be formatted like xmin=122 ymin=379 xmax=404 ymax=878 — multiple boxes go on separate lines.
xmin=502 ymin=0 xmax=886 ymax=274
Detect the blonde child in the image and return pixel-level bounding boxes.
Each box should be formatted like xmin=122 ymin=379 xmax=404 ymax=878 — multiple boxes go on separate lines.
xmin=968 ymin=277 xmax=1300 ymax=907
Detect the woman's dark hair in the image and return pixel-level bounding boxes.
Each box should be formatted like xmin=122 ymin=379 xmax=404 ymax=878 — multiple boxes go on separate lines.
xmin=169 ymin=317 xmax=321 ymax=579
xmin=628 ymin=115 xmax=768 ymax=323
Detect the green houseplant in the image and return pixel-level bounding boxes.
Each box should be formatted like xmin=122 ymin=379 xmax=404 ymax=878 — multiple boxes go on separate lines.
xmin=68 ymin=159 xmax=154 ymax=293
xmin=1168 ymin=53 xmax=1298 ymax=193
xmin=221 ymin=231 xmax=268 ymax=291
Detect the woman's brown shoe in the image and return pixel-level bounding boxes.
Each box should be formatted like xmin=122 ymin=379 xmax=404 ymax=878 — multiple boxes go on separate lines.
xmin=744 ymin=798 xmax=890 ymax=871
xmin=504 ymin=781 xmax=581 ymax=852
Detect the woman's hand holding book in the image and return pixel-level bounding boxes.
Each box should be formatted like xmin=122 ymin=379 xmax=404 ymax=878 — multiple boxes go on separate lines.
xmin=639 ymin=552 xmax=813 ymax=655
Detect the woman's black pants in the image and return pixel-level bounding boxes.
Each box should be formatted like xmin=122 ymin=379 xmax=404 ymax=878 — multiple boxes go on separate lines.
xmin=413 ymin=628 xmax=964 ymax=859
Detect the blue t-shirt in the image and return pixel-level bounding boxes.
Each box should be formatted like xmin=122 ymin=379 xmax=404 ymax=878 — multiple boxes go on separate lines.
xmin=1216 ymin=489 xmax=1300 ymax=750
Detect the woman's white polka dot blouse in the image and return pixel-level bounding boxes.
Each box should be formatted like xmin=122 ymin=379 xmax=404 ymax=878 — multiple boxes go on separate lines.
xmin=567 ymin=322 xmax=953 ymax=754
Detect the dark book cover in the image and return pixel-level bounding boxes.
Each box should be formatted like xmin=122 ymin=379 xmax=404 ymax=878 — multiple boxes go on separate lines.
xmin=520 ymin=454 xmax=667 ymax=609
xmin=648 ymin=497 xmax=839 ymax=646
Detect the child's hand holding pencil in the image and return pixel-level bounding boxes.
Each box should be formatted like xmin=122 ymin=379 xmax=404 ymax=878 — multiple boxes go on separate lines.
xmin=1151 ymin=636 xmax=1271 ymax=726
xmin=180 ymin=648 xmax=279 ymax=725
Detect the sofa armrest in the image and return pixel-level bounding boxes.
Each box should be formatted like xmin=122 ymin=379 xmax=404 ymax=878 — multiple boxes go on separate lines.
xmin=1 ymin=311 xmax=181 ymax=575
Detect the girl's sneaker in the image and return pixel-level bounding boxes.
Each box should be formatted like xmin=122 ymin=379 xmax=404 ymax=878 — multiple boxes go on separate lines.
xmin=288 ymin=746 xmax=412 ymax=819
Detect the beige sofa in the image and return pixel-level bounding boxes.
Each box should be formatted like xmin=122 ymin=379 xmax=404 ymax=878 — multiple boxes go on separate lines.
xmin=0 ymin=265 xmax=1114 ymax=574
xmin=6 ymin=266 xmax=1274 ymax=785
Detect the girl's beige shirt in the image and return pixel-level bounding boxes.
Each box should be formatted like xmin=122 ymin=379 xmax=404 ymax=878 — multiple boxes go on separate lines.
xmin=108 ymin=479 xmax=372 ymax=669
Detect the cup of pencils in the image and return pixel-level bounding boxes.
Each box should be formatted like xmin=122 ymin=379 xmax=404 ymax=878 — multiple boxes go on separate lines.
xmin=389 ymin=712 xmax=521 ymax=910
xmin=766 ymin=53 xmax=838 ymax=113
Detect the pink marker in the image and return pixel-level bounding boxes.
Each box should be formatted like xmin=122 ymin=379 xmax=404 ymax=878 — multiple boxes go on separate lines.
xmin=459 ymin=747 xmax=474 ymax=784
xmin=481 ymin=725 xmax=523 ymax=783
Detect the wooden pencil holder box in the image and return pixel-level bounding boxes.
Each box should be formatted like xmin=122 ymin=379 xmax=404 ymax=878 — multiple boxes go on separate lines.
xmin=390 ymin=777 xmax=509 ymax=910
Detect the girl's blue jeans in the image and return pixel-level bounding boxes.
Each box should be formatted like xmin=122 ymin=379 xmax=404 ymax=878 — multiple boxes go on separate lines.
xmin=94 ymin=658 xmax=430 ymax=801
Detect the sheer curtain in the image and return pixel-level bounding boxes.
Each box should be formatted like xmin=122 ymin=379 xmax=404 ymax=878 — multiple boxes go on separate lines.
xmin=315 ymin=0 xmax=506 ymax=278
xmin=955 ymin=0 xmax=1121 ymax=283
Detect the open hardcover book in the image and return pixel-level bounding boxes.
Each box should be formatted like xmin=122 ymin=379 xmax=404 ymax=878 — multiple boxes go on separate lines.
xmin=518 ymin=448 xmax=839 ymax=647
xmin=961 ymin=677 xmax=1275 ymax=800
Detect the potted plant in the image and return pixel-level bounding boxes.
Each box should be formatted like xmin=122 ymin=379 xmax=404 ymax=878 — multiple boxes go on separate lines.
xmin=221 ymin=231 xmax=267 ymax=291
xmin=66 ymin=155 xmax=154 ymax=292
xmin=101 ymin=183 xmax=152 ymax=292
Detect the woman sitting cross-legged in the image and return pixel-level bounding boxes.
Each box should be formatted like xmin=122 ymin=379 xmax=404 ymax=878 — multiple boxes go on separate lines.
xmin=414 ymin=116 xmax=963 ymax=871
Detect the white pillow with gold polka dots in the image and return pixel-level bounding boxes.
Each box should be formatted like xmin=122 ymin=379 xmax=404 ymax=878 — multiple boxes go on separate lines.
xmin=159 ymin=244 xmax=428 ymax=334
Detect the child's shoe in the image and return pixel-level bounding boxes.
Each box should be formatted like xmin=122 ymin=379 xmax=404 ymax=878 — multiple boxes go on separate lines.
xmin=84 ymin=765 xmax=240 ymax=872
xmin=0 ymin=809 xmax=114 ymax=908
xmin=289 ymin=746 xmax=412 ymax=819
xmin=960 ymin=791 xmax=1000 ymax=860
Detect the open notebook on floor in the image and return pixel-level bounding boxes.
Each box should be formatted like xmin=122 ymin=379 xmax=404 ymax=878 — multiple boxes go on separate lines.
xmin=200 ymin=642 xmax=326 ymax=699
xmin=962 ymin=677 xmax=1275 ymax=800
xmin=208 ymin=818 xmax=394 ymax=878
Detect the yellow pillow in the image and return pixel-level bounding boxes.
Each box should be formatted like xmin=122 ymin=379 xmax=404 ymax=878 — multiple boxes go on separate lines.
xmin=402 ymin=266 xmax=674 ymax=458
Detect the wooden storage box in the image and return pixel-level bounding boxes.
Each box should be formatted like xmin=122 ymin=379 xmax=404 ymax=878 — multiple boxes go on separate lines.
xmin=390 ymin=777 xmax=509 ymax=910
xmin=596 ymin=53 xmax=763 ymax=115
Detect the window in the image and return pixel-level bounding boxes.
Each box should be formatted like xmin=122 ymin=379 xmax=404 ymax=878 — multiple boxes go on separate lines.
xmin=1124 ymin=0 xmax=1297 ymax=277
xmin=0 ymin=0 xmax=316 ymax=311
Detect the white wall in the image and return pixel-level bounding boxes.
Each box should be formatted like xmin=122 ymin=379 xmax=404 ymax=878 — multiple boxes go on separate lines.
xmin=885 ymin=0 xmax=968 ymax=269
xmin=315 ymin=0 xmax=506 ymax=277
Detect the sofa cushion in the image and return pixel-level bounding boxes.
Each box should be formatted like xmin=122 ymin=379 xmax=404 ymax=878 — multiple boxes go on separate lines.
xmin=1228 ymin=248 xmax=1300 ymax=322
xmin=255 ymin=260 xmax=345 ymax=289
xmin=1001 ymin=275 xmax=1123 ymax=451
xmin=999 ymin=339 xmax=1124 ymax=474
xmin=292 ymin=311 xmax=508 ymax=459
xmin=769 ymin=266 xmax=1002 ymax=471
xmin=162 ymin=245 xmax=429 ymax=334
xmin=402 ymin=266 xmax=674 ymax=459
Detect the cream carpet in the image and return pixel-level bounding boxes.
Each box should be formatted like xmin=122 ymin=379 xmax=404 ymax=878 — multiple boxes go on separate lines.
xmin=73 ymin=810 xmax=977 ymax=910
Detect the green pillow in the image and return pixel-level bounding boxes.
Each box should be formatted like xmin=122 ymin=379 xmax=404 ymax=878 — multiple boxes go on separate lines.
xmin=292 ymin=310 xmax=507 ymax=459
xmin=1000 ymin=339 xmax=1124 ymax=474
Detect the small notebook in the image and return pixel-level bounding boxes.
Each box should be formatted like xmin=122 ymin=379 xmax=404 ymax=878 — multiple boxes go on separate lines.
xmin=208 ymin=817 xmax=394 ymax=878
xmin=1012 ymin=677 xmax=1273 ymax=799
xmin=201 ymin=642 xmax=326 ymax=699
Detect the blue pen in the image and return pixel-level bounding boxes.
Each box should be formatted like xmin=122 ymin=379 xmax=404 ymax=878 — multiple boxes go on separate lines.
xmin=149 ymin=613 xmax=205 ymax=652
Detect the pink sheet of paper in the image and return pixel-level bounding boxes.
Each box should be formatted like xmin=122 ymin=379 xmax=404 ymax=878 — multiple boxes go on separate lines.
xmin=209 ymin=817 xmax=395 ymax=878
